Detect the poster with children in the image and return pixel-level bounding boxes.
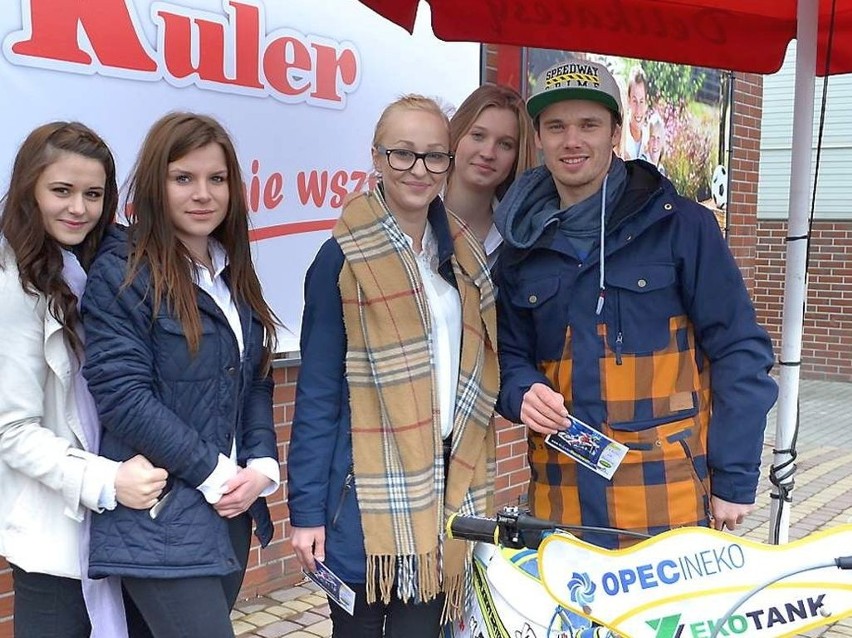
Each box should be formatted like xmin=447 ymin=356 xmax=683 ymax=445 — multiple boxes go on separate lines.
xmin=526 ymin=50 xmax=730 ymax=231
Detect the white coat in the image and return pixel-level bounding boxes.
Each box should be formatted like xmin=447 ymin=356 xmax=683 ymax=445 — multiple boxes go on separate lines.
xmin=0 ymin=243 xmax=117 ymax=578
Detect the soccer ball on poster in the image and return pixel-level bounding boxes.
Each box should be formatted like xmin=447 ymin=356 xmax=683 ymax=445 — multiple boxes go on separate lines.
xmin=711 ymin=164 xmax=728 ymax=210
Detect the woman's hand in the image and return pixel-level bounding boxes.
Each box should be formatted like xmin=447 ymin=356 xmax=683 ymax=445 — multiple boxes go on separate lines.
xmin=213 ymin=467 xmax=273 ymax=518
xmin=291 ymin=526 xmax=326 ymax=572
xmin=114 ymin=454 xmax=169 ymax=509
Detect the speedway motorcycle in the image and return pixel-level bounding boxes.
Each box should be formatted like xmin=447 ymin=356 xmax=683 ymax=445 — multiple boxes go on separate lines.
xmin=444 ymin=506 xmax=852 ymax=638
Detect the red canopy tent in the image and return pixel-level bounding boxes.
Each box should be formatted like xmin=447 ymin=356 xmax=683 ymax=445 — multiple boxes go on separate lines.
xmin=355 ymin=0 xmax=851 ymax=543
xmin=356 ymin=0 xmax=852 ymax=75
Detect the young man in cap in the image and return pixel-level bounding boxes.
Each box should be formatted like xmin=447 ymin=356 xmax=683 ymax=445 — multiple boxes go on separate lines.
xmin=493 ymin=58 xmax=777 ymax=548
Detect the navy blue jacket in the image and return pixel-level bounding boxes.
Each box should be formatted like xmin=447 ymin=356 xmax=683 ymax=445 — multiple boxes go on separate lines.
xmin=81 ymin=226 xmax=276 ymax=579
xmin=287 ymin=198 xmax=458 ymax=583
xmin=495 ymin=161 xmax=778 ymax=514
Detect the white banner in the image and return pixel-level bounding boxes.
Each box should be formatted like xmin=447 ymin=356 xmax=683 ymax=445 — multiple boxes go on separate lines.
xmin=0 ymin=0 xmax=480 ymax=351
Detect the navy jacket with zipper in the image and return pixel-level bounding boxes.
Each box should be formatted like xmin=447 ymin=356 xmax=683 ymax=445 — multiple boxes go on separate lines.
xmin=287 ymin=198 xmax=458 ymax=583
xmin=494 ymin=161 xmax=777 ymax=546
xmin=81 ymin=225 xmax=275 ymax=578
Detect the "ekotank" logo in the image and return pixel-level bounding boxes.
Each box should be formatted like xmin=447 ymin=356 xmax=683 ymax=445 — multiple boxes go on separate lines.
xmin=645 ymin=594 xmax=828 ymax=637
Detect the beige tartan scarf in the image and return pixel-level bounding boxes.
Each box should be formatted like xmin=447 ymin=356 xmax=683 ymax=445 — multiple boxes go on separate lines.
xmin=334 ymin=188 xmax=498 ymax=618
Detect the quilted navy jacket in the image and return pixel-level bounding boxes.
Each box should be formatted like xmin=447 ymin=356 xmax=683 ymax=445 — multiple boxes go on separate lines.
xmin=81 ymin=225 xmax=276 ymax=578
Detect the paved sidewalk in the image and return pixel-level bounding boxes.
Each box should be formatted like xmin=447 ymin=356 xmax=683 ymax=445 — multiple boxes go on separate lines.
xmin=231 ymin=582 xmax=331 ymax=638
xmin=231 ymin=378 xmax=852 ymax=637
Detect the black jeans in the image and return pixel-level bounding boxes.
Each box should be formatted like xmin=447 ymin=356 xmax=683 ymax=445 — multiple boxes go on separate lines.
xmin=11 ymin=564 xmax=91 ymax=638
xmin=123 ymin=514 xmax=252 ymax=638
xmin=329 ymin=581 xmax=445 ymax=638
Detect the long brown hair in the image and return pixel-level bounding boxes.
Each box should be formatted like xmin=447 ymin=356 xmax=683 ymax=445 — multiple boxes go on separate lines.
xmin=125 ymin=112 xmax=278 ymax=369
xmin=0 ymin=122 xmax=117 ymax=354
xmin=448 ymin=84 xmax=536 ymax=199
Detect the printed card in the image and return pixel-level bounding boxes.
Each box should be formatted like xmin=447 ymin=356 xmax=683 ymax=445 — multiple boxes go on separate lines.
xmin=545 ymin=415 xmax=628 ymax=480
xmin=302 ymin=559 xmax=356 ymax=616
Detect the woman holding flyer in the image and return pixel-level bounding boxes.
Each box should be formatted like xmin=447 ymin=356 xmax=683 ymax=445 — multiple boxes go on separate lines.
xmin=287 ymin=94 xmax=499 ymax=637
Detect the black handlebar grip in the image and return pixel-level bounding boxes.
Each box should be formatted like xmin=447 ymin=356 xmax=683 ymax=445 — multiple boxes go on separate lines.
xmin=837 ymin=556 xmax=852 ymax=570
xmin=446 ymin=513 xmax=499 ymax=544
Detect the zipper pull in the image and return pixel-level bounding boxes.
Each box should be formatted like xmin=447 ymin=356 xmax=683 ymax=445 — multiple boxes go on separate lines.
xmin=615 ymin=331 xmax=624 ymax=365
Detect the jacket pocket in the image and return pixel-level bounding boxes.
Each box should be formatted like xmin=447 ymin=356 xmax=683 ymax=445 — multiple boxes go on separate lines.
xmin=607 ymin=400 xmax=699 ymax=432
xmin=507 ymin=275 xmax=566 ymax=360
xmin=330 ymin=466 xmax=354 ymax=531
xmin=161 ymin=482 xmax=223 ymax=567
xmin=599 ymin=312 xmax=701 ymax=431
xmin=602 ymin=418 xmax=711 ymax=531
xmin=604 ymin=263 xmax=680 ymax=358
xmin=4 ymin=480 xmax=37 ymax=534
xmin=598 ymin=263 xmax=700 ymax=431
xmin=149 ymin=481 xmax=185 ymax=525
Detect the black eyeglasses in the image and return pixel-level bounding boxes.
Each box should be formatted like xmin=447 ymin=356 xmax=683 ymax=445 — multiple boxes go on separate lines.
xmin=376 ymin=145 xmax=454 ymax=174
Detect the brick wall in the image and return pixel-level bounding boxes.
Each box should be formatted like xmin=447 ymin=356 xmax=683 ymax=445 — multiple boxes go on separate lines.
xmin=0 ymin=563 xmax=10 ymax=638
xmin=727 ymin=73 xmax=763 ymax=286
xmin=755 ymin=222 xmax=852 ymax=381
xmin=725 ymin=72 xmax=852 ymax=381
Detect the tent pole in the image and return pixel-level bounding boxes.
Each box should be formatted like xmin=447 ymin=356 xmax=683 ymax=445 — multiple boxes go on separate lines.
xmin=768 ymin=0 xmax=819 ymax=545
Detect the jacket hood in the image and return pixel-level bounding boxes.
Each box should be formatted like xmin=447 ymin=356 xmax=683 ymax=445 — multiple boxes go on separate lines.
xmin=608 ymin=159 xmax=666 ymax=231
xmin=496 ymin=160 xmax=668 ymax=253
xmin=493 ymin=166 xmax=561 ymax=250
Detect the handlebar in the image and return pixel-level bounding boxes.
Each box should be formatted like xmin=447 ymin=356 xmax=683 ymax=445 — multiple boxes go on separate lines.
xmin=445 ymin=513 xmax=499 ymax=544
xmin=446 ymin=506 xmax=651 ymax=550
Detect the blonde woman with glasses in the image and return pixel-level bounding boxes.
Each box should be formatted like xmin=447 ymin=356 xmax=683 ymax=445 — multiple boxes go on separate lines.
xmin=288 ymin=94 xmax=499 ymax=637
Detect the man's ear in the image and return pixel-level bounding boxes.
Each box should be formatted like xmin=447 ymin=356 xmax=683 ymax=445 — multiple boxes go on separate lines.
xmin=611 ymin=124 xmax=622 ymax=149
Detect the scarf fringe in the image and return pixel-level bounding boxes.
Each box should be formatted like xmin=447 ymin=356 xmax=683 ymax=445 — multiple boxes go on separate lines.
xmin=440 ymin=570 xmax=467 ymax=624
xmin=365 ymin=546 xmax=470 ymax=621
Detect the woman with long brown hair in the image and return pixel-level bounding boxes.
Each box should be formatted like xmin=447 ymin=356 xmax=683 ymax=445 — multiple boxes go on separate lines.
xmin=81 ymin=113 xmax=280 ymax=637
xmin=444 ymin=84 xmax=536 ymax=269
xmin=0 ymin=122 xmax=168 ymax=637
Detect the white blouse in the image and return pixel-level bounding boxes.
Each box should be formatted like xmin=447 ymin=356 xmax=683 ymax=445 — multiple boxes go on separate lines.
xmin=404 ymin=223 xmax=462 ymax=440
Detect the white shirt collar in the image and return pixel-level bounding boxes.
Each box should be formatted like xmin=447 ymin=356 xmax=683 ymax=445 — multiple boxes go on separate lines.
xmin=483 ymin=222 xmax=503 ymax=258
xmin=191 ymin=239 xmax=229 ymax=284
xmin=207 ymin=239 xmax=229 ymax=277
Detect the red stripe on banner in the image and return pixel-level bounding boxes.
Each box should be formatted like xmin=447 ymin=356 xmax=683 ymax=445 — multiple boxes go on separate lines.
xmin=250 ymin=219 xmax=336 ymax=241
